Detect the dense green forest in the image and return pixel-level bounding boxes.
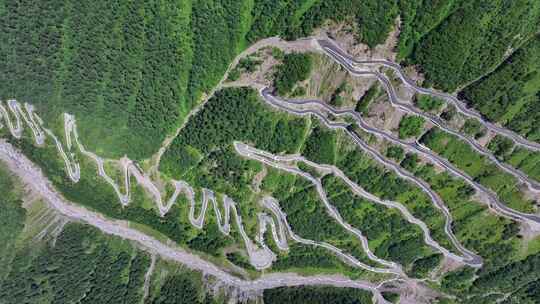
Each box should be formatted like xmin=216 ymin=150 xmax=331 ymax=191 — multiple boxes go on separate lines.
xmin=3 ymin=0 xmax=540 ymax=302
xmin=460 ymin=35 xmax=540 ymax=141
xmin=160 ymin=87 xmax=308 ymax=207
xmin=246 ymin=0 xmax=399 ymax=47
xmin=2 ymin=0 xmax=539 ymax=161
xmin=0 ymin=169 xmax=223 ymax=304
xmin=0 ymin=0 xmax=400 ymax=160
xmin=0 ymin=0 xmax=254 ymax=159
xmin=0 ymin=0 xmax=195 ymax=159
xmin=0 ymin=165 xmax=26 ymax=274
xmin=413 ymin=94 xmax=444 ymax=113
xmin=263 ymin=286 xmax=373 ymax=304
xmin=146 ymin=268 xmax=221 ymax=304
xmin=408 ymin=0 xmax=540 ymax=91
xmin=0 ymin=222 xmax=152 ymax=304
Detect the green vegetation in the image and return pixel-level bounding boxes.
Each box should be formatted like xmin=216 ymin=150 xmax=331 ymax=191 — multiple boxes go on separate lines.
xmin=355 ymin=84 xmax=379 ymax=115
xmin=398 ymin=153 xmax=535 ymax=301
xmin=500 ymin=280 xmax=540 ymax=304
xmin=410 ymin=162 xmax=519 ymax=269
xmin=487 ymin=135 xmax=515 ymax=160
xmin=381 ymin=292 xmax=400 ymax=303
xmin=505 ymin=147 xmax=540 ymax=182
xmin=437 ymin=252 xmax=540 ymax=303
xmin=0 ymin=165 xmax=26 ymax=273
xmin=9 ymin=134 xmax=235 ymax=257
xmin=398 ymin=115 xmax=425 ymax=139
xmin=336 ymin=130 xmax=454 ymax=252
xmin=0 ymin=0 xmax=196 ymax=159
xmin=329 ymin=83 xmax=348 ymax=107
xmin=5 ymin=2 xmax=540 ymax=295
xmin=247 ymin=0 xmax=399 ymax=48
xmin=409 ymin=254 xmax=442 ymax=278
xmin=472 ymin=252 xmax=540 ymax=294
xmin=0 ymin=165 xmax=222 ymax=304
xmin=263 ymin=285 xmax=373 ymax=304
xmin=238 ymin=56 xmax=263 ymax=73
xmin=302 ymin=122 xmax=337 ymax=164
xmin=148 ymin=273 xmax=200 ymax=304
xmin=440 ymin=267 xmax=476 ymax=294
xmin=262 ymin=170 xmax=376 ymax=267
xmin=461 ymin=119 xmax=486 ymax=140
xmin=146 ymin=267 xmax=220 ymax=304
xmin=413 ymin=94 xmax=444 ymax=113
xmin=161 ymin=87 xmax=308 ymax=204
xmin=401 ymin=153 xmax=419 ymax=171
xmin=460 ymin=35 xmax=540 ymax=141
xmin=322 ymin=175 xmax=434 ymax=267
xmin=162 ymin=87 xmax=397 ymax=270
xmin=227 ymin=69 xmax=241 ymax=82
xmin=397 ymin=0 xmax=460 ymax=60
xmin=3 ymin=0 xmax=539 ymax=161
xmin=273 ymin=243 xmax=359 ymax=274
xmin=440 ymin=105 xmax=457 ymax=122
xmin=274 ymin=53 xmax=313 ymax=95
xmin=420 ymin=128 xmax=536 ymax=213
xmin=226 ymin=252 xmax=255 ymax=271
xmin=0 ymin=223 xmax=151 ymax=304
xmin=229 ymin=56 xmax=263 ymax=81
xmin=408 ymin=0 xmax=540 ymax=91
xmin=386 ymin=146 xmax=404 ymax=161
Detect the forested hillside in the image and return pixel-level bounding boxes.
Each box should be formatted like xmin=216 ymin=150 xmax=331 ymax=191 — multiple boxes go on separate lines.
xmin=2 ymin=0 xmax=538 ymax=159
xmin=459 ymin=35 xmax=540 ymax=141
xmin=0 ymin=0 xmax=396 ymax=159
xmin=0 ymin=0 xmax=250 ymax=159
xmin=405 ymin=0 xmax=540 ymax=91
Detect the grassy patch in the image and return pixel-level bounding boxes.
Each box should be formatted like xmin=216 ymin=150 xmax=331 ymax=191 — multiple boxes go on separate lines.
xmin=420 ymin=128 xmax=536 ymax=213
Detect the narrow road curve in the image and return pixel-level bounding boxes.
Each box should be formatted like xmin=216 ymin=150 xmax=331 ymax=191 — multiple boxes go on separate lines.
xmin=318 ymin=40 xmax=540 ymax=193
xmin=317 ymin=39 xmax=540 ymax=153
xmin=0 ymin=99 xmax=405 ymax=302
xmin=257 ymin=195 xmax=400 ymax=275
xmin=0 ymin=139 xmax=394 ymax=304
xmin=64 ymin=107 xmax=401 ymax=272
xmin=234 ymin=141 xmax=403 ymax=274
xmin=260 ymin=88 xmax=485 ymax=267
xmin=264 ymin=92 xmax=540 ymax=226
xmin=235 ymin=142 xmax=474 ymax=266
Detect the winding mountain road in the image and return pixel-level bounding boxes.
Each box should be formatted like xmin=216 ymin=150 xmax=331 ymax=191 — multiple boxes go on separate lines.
xmin=259 ymin=89 xmax=484 ymax=267
xmin=261 ymin=91 xmax=540 ymax=226
xmin=0 ymin=99 xmax=407 ymax=303
xmin=318 ymin=41 xmax=540 ymax=195
xmin=234 ymin=142 xmax=403 ymax=274
xmin=235 ymin=142 xmax=479 ymax=266
xmin=0 ymin=138 xmax=398 ymax=303
xmin=318 ymin=39 xmax=540 ymax=153
xmin=3 ymin=35 xmax=536 ymax=303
